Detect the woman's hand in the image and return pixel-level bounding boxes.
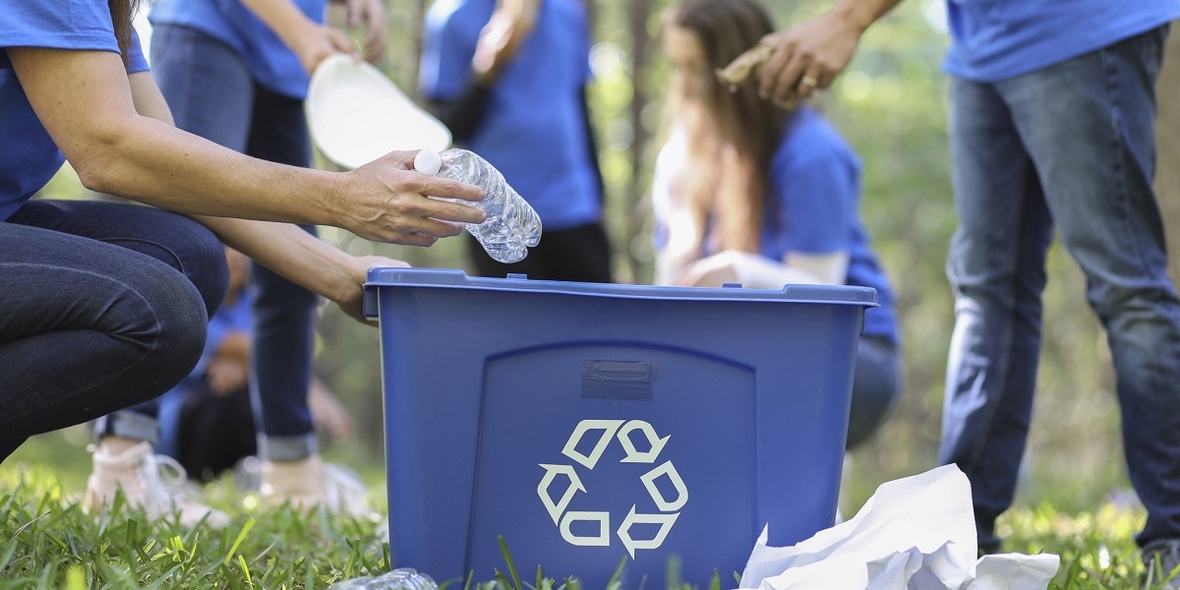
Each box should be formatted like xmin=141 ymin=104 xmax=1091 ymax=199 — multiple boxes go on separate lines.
xmin=472 ymin=0 xmax=543 ymax=84
xmin=340 ymin=0 xmax=389 ymax=63
xmin=330 ymin=254 xmax=412 ymax=326
xmin=675 ymin=251 xmax=741 ymax=287
xmin=334 ymin=150 xmax=486 ymax=246
xmin=756 ymin=10 xmax=864 ymax=104
xmin=295 ymin=22 xmax=357 ymax=75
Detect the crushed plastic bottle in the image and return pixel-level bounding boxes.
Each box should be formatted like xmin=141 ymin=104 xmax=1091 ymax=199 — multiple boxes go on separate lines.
xmin=414 ymin=148 xmax=541 ymax=264
xmin=326 ymin=568 xmax=438 ymax=590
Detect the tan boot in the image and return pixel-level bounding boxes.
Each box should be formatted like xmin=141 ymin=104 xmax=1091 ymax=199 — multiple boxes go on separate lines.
xmin=259 ymin=455 xmax=372 ymax=518
xmin=83 ymin=438 xmax=231 ymax=529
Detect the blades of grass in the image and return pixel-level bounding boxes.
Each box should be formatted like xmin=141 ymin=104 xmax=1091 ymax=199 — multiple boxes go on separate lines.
xmin=706 ymin=569 xmax=721 ymax=590
xmin=238 ymin=554 xmax=254 ymax=588
xmin=605 ymin=556 xmax=627 ymax=590
xmin=664 ymin=555 xmax=682 ymax=590
xmin=494 ymin=568 xmax=513 ymax=590
xmin=304 ymin=557 xmax=318 ymax=590
xmin=35 ymin=559 xmax=58 ymax=590
xmin=732 ymin=572 xmax=741 ymax=586
xmin=65 ymin=564 xmax=86 ymax=590
xmin=497 ymin=536 xmax=522 ymax=590
xmin=535 ymin=564 xmax=544 ymax=590
xmin=223 ymin=517 xmax=256 ymax=567
xmin=0 ymin=538 xmax=19 ymax=572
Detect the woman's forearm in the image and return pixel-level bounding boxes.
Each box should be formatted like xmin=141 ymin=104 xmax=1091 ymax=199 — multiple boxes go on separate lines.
xmin=193 ymin=215 xmax=359 ymax=304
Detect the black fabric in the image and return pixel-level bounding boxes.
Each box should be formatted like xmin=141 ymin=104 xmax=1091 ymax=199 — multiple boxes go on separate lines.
xmin=466 ymin=221 xmax=612 ymax=283
xmin=176 ymin=378 xmax=257 ymax=483
xmin=428 ymin=83 xmax=495 ymax=142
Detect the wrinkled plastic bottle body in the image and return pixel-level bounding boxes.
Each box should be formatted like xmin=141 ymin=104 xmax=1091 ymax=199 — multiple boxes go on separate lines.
xmin=419 ymin=149 xmax=541 ymax=264
xmin=326 ymin=568 xmax=438 ymax=590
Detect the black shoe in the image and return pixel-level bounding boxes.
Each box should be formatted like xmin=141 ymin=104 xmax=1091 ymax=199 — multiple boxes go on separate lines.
xmin=1143 ymin=539 xmax=1180 ymax=589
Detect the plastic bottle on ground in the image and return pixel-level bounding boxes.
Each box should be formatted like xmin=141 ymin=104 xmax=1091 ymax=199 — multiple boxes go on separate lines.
xmin=414 ymin=148 xmax=541 ymax=264
xmin=326 ymin=568 xmax=438 ymax=590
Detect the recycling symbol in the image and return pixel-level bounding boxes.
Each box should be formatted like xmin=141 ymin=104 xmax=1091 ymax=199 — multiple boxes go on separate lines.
xmin=537 ymin=419 xmax=688 ymax=559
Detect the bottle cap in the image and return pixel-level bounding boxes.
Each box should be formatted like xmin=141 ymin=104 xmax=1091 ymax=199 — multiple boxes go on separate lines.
xmin=414 ymin=149 xmax=443 ymax=176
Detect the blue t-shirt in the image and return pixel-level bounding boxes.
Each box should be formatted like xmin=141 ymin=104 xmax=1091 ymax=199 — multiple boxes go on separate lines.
xmin=0 ymin=0 xmax=150 ymax=222
xmin=149 ymin=0 xmax=325 ymax=99
xmin=943 ymin=0 xmax=1180 ymax=82
xmin=419 ymin=0 xmax=602 ymax=231
xmin=652 ymin=108 xmax=899 ymax=344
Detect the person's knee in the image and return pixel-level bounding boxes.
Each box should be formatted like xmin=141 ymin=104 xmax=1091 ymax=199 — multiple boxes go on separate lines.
xmin=175 ymin=218 xmax=230 ymax=318
xmin=131 ymin=268 xmax=211 ymax=393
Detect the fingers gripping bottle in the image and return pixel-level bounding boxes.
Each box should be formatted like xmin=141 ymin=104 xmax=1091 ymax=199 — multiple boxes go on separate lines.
xmin=414 ymin=148 xmax=541 ymax=264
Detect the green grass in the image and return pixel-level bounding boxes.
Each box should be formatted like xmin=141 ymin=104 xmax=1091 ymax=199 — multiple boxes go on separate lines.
xmin=1 ymin=447 xmax=1178 ymax=589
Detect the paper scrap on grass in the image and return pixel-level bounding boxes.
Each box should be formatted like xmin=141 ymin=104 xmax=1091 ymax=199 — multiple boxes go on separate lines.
xmin=739 ymin=465 xmax=1060 ymax=590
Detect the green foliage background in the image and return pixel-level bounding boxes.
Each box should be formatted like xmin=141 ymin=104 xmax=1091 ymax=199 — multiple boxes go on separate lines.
xmin=28 ymin=0 xmax=1127 ymax=517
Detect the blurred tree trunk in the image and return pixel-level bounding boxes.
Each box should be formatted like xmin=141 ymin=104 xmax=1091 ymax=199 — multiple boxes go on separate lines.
xmin=625 ymin=0 xmax=653 ymax=281
xmin=1158 ymin=22 xmax=1180 ymax=284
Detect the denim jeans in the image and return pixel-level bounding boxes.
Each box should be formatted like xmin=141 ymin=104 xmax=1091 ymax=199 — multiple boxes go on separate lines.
xmin=0 ymin=200 xmax=228 ymax=463
xmin=100 ymin=25 xmax=321 ymax=461
xmin=941 ymin=25 xmax=1180 ymax=550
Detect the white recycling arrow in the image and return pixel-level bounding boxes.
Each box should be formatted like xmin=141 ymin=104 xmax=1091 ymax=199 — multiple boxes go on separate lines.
xmin=617 ymin=505 xmax=680 ymax=559
xmin=639 ymin=461 xmax=688 ymax=512
xmin=537 ymin=464 xmax=586 ymax=525
xmin=616 ymin=420 xmax=669 ymax=463
xmin=560 ymin=511 xmax=611 ymax=547
xmin=562 ymin=419 xmax=624 ymax=469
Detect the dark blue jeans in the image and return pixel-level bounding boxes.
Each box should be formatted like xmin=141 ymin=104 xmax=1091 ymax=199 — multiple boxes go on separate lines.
xmin=100 ymin=24 xmax=321 ymax=461
xmin=941 ymin=25 xmax=1180 ymax=550
xmin=0 ymin=200 xmax=228 ymax=463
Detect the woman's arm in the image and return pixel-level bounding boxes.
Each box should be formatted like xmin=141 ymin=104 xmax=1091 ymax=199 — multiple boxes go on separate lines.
xmin=10 ymin=47 xmax=486 ymax=248
xmin=240 ymin=0 xmax=356 ymax=73
xmin=675 ymin=249 xmax=849 ymax=289
xmin=124 ymin=74 xmax=404 ymax=322
xmin=757 ymin=0 xmax=905 ymax=102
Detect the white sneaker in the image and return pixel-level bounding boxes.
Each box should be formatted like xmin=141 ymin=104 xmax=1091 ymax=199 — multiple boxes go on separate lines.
xmin=83 ymin=440 xmax=231 ymax=529
xmin=259 ymin=456 xmax=373 ymax=518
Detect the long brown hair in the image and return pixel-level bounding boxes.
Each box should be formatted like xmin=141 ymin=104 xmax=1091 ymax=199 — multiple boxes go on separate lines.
xmin=108 ymin=0 xmax=141 ymax=67
xmin=662 ymin=0 xmax=787 ymax=255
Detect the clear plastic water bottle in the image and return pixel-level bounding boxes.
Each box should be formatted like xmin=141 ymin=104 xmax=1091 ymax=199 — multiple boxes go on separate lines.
xmin=414 ymin=148 xmax=541 ymax=264
xmin=326 ymin=568 xmax=438 ymax=590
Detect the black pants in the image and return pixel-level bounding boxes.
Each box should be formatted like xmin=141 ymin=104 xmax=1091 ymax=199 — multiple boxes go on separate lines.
xmin=176 ymin=379 xmax=257 ymax=483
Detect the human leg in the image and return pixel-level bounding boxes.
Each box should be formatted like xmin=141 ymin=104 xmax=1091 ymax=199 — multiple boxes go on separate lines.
xmin=0 ymin=201 xmax=226 ymax=462
xmin=1001 ymin=26 xmax=1180 ymax=549
xmin=242 ymin=84 xmax=321 ymax=464
xmin=243 ymin=85 xmax=369 ymax=513
xmin=940 ymin=76 xmax=1055 ymax=553
xmin=845 ymin=336 xmax=901 ymax=450
xmin=81 ymin=25 xmax=254 ymax=450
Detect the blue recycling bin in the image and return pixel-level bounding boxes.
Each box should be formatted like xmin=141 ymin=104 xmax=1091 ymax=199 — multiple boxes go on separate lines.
xmin=362 ymin=268 xmax=876 ymax=589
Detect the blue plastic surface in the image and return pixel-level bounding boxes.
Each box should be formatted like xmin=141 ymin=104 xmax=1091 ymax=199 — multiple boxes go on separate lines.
xmin=364 ymin=268 xmax=876 ymax=589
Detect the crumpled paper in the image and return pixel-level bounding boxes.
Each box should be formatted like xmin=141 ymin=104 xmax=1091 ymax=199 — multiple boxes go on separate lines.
xmin=739 ymin=465 xmax=1060 ymax=590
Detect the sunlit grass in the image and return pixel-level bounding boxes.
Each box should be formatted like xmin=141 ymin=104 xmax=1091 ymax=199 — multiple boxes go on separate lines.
xmin=1 ymin=463 xmax=1177 ymax=589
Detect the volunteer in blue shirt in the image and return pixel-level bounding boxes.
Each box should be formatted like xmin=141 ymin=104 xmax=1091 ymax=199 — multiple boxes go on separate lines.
xmin=419 ymin=0 xmax=613 ymax=283
xmin=87 ymin=0 xmax=390 ymax=516
xmin=652 ymin=0 xmax=902 ymax=453
xmin=0 ymin=0 xmax=485 ymax=521
xmin=756 ymin=0 xmax=1180 ymax=570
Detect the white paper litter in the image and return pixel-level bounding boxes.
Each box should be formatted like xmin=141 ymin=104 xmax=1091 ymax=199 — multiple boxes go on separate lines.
xmin=306 ymin=54 xmax=452 ymax=170
xmin=739 ymin=465 xmax=1059 ymax=590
